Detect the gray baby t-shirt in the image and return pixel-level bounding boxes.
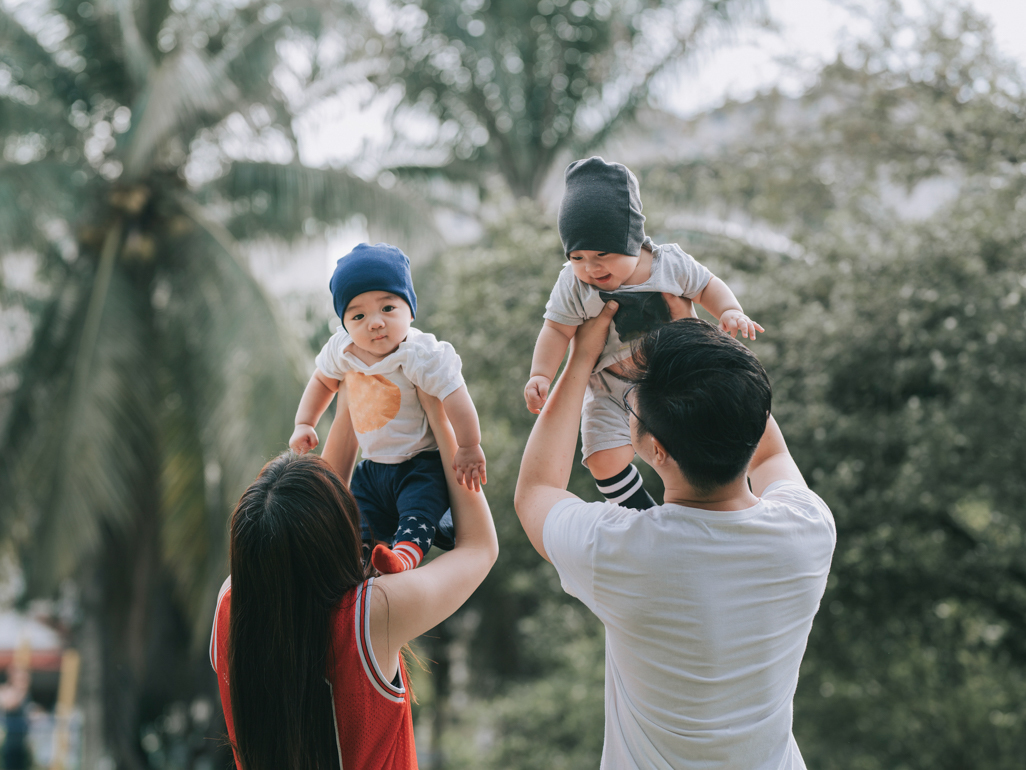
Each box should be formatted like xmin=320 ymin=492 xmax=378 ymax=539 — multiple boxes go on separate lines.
xmin=543 ymin=237 xmax=712 ymax=372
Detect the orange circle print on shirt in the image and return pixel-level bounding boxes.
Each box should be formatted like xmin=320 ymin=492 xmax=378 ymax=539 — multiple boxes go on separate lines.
xmin=347 ymin=372 xmax=402 ymax=433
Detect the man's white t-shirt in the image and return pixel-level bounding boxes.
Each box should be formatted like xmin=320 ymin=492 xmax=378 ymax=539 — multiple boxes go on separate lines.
xmin=542 ymin=481 xmax=836 ymax=769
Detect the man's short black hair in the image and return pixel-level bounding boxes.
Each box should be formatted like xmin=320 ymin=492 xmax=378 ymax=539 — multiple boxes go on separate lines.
xmin=628 ymin=319 xmax=771 ymax=495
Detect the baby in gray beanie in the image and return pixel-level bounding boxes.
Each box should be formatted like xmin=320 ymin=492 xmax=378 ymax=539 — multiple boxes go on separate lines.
xmin=525 ymin=157 xmax=764 ymax=509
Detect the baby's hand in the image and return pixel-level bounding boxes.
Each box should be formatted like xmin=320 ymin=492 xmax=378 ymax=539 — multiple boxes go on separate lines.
xmin=719 ymin=309 xmax=765 ymax=340
xmin=289 ymin=424 xmax=319 ymax=454
xmin=524 ymin=375 xmax=551 ymax=414
xmin=453 ymin=444 xmax=487 ymax=492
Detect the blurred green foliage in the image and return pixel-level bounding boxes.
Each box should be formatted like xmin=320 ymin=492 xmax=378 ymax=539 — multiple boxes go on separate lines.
xmin=412 ymin=6 xmax=1026 ymax=768
xmin=642 ymin=12 xmax=1026 ymax=766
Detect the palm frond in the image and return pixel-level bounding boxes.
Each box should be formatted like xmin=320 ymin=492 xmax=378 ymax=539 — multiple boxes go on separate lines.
xmin=133 ymin=0 xmax=173 ymax=54
xmin=387 ymin=162 xmax=489 ymax=196
xmin=122 ymin=11 xmax=300 ymax=179
xmin=219 ymin=15 xmax=293 ymax=106
xmin=0 ymin=91 xmax=64 ymax=135
xmin=157 ymin=377 xmax=217 ymax=650
xmin=575 ymin=0 xmax=758 ymax=156
xmin=161 ymin=193 xmax=304 ymax=643
xmin=0 ymin=275 xmax=74 ymax=529
xmin=0 ymin=8 xmax=82 ymax=107
xmin=0 ymin=160 xmax=86 ymax=265
xmin=2 ymin=265 xmax=156 ymax=591
xmin=123 ymin=47 xmax=240 ymax=179
xmin=209 ymin=161 xmax=442 ymax=254
xmin=47 ymin=0 xmax=135 ymax=103
xmin=113 ymin=0 xmax=155 ymax=87
xmin=0 ymin=164 xmax=51 ymax=255
xmin=65 ymin=220 xmax=123 ymax=435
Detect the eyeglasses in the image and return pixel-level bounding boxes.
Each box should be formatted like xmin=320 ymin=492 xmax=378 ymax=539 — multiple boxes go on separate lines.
xmin=623 ymin=384 xmax=669 ymax=451
xmin=622 ymin=384 xmax=648 ymax=434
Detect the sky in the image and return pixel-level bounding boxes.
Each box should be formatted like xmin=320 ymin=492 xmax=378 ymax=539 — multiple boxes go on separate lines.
xmin=661 ymin=0 xmax=1026 ymax=117
xmin=299 ymin=0 xmax=1026 ymax=172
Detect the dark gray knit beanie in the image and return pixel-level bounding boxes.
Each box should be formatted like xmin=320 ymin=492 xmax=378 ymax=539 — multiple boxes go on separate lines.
xmin=557 ymin=157 xmax=646 ymax=257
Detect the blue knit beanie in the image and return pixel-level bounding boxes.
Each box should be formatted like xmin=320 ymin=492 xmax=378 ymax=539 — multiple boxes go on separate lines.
xmin=329 ymin=243 xmax=417 ymax=328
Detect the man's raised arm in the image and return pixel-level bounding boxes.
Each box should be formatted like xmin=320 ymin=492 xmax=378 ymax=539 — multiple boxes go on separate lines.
xmin=514 ymin=302 xmax=618 ymax=561
xmin=747 ymin=415 xmax=807 ymax=496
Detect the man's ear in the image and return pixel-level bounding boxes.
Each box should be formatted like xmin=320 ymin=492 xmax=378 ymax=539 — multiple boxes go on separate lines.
xmin=649 ymin=435 xmax=671 ymax=467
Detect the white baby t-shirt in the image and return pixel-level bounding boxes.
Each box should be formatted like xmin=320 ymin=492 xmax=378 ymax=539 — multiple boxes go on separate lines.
xmin=314 ymin=327 xmax=464 ymax=464
xmin=544 ymin=237 xmax=712 ymax=372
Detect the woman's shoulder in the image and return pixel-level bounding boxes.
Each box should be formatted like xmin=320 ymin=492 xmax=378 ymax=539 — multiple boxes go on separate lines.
xmin=331 ymin=577 xmax=372 ymax=621
xmin=209 ymin=575 xmax=233 ymax=672
xmin=329 ymin=577 xmax=410 ymax=701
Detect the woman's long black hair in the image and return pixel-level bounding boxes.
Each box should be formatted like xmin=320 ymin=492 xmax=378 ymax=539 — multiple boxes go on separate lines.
xmin=227 ymin=451 xmax=366 ymax=770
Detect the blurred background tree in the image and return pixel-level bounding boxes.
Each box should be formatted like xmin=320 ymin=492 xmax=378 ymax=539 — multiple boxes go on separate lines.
xmin=360 ymin=0 xmax=759 ymax=198
xmin=0 ymin=0 xmax=431 ymax=766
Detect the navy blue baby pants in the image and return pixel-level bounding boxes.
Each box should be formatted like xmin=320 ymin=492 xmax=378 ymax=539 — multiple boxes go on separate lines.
xmin=351 ymin=450 xmax=455 ymax=554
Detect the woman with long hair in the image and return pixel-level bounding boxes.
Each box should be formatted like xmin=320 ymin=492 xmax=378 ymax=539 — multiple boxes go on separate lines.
xmin=209 ymin=394 xmax=498 ymax=769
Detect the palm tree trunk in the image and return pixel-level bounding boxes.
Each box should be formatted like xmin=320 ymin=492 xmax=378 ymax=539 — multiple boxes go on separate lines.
xmin=101 ymin=486 xmax=162 ymax=770
xmin=78 ymin=563 xmax=107 ymax=770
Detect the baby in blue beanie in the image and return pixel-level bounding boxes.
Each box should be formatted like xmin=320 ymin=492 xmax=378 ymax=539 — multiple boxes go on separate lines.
xmin=290 ymin=243 xmax=486 ymax=573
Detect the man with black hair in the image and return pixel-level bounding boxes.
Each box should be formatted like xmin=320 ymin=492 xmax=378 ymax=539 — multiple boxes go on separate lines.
xmin=515 ymin=305 xmax=835 ymax=770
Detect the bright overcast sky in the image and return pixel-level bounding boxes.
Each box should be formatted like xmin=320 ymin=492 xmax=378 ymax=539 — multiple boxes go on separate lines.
xmin=298 ymin=0 xmax=1026 ymax=171
xmin=661 ymin=0 xmax=1026 ymax=117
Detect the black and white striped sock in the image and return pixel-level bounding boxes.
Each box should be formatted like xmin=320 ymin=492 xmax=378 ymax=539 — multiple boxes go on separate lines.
xmin=595 ymin=464 xmax=657 ymax=510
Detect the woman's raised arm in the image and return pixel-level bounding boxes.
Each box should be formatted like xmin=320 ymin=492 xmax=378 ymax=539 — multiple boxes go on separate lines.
xmin=320 ymin=378 xmax=359 ymax=483
xmin=369 ymin=390 xmax=498 ymax=674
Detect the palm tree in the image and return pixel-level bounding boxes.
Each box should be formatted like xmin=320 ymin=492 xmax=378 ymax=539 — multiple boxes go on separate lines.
xmin=0 ymin=1 xmax=430 ymax=765
xmin=366 ymin=0 xmax=760 ymax=199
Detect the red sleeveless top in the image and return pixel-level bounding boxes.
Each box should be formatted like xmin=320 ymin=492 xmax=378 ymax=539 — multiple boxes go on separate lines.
xmin=210 ymin=576 xmax=418 ymax=769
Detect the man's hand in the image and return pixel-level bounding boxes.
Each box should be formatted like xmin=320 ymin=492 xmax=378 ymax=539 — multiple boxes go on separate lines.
xmin=524 ymin=375 xmax=551 ymax=414
xmin=663 ymin=292 xmax=697 ymax=321
xmin=289 ymin=423 xmax=319 ymax=454
xmin=719 ymin=309 xmax=765 ymax=340
xmin=454 ymin=444 xmax=487 ymax=492
xmin=571 ymin=301 xmax=618 ymax=363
